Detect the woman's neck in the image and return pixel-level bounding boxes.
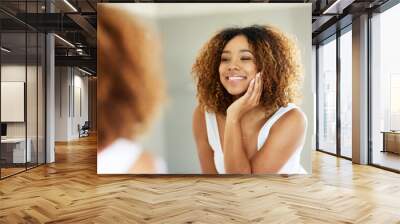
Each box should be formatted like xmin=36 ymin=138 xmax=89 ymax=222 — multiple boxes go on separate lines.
xmin=244 ymin=105 xmax=268 ymax=121
xmin=246 ymin=104 xmax=280 ymax=123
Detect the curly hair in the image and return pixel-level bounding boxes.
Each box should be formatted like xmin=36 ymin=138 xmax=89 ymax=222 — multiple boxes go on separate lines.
xmin=192 ymin=25 xmax=302 ymax=115
xmin=97 ymin=5 xmax=165 ymax=150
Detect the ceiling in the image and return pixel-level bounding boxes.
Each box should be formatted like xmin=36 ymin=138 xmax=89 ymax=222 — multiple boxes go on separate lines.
xmin=0 ymin=0 xmax=393 ymax=74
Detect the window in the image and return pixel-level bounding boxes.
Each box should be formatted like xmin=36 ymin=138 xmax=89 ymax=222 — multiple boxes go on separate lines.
xmin=340 ymin=28 xmax=352 ymax=158
xmin=371 ymin=2 xmax=400 ymax=171
xmin=317 ymin=37 xmax=337 ymax=154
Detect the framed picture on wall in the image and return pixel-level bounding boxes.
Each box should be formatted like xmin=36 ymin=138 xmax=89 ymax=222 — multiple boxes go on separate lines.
xmin=1 ymin=81 xmax=25 ymax=122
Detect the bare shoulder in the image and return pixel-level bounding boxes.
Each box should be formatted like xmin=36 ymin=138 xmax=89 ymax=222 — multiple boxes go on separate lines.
xmin=271 ymin=107 xmax=307 ymax=134
xmin=192 ymin=104 xmax=212 ymax=151
xmin=193 ymin=104 xmax=204 ymax=119
xmin=129 ymin=151 xmax=156 ymax=174
xmin=192 ymin=104 xmax=206 ymax=131
xmin=192 ymin=105 xmax=217 ymax=173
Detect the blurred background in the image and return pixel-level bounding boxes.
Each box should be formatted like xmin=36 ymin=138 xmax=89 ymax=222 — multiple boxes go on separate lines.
xmin=110 ymin=3 xmax=312 ymax=173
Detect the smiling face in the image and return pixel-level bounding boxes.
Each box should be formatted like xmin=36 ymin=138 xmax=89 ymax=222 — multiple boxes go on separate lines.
xmin=219 ymin=35 xmax=258 ymax=97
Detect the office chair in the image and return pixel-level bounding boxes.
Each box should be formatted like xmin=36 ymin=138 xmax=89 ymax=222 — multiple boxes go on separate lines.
xmin=79 ymin=121 xmax=90 ymax=138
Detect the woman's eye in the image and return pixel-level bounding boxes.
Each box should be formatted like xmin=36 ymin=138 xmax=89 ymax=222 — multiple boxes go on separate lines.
xmin=221 ymin=58 xmax=229 ymax=62
xmin=241 ymin=57 xmax=252 ymax=61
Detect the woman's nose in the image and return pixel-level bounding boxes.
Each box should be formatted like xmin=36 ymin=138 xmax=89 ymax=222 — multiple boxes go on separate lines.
xmin=227 ymin=60 xmax=240 ymax=71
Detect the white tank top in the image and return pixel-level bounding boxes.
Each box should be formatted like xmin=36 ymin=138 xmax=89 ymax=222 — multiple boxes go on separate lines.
xmin=204 ymin=103 xmax=307 ymax=174
xmin=97 ymin=138 xmax=167 ymax=174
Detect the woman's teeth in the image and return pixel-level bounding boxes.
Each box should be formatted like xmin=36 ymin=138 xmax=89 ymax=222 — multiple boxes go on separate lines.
xmin=228 ymin=76 xmax=245 ymax=80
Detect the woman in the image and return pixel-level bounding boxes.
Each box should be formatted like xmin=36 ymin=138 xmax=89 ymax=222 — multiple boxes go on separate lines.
xmin=192 ymin=25 xmax=307 ymax=174
xmin=97 ymin=5 xmax=166 ymax=174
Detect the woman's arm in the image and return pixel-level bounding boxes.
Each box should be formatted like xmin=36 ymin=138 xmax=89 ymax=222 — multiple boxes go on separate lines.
xmin=250 ymin=108 xmax=307 ymax=174
xmin=192 ymin=105 xmax=218 ymax=174
xmin=222 ymin=73 xmax=306 ymax=174
xmin=223 ymin=75 xmax=261 ymax=174
xmin=223 ymin=115 xmax=252 ymax=174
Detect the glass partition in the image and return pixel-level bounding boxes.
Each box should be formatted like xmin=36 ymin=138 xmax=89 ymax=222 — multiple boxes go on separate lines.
xmin=0 ymin=1 xmax=46 ymax=179
xmin=1 ymin=30 xmax=28 ymax=178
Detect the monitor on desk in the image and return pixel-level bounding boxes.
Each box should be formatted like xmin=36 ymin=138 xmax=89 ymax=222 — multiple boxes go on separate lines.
xmin=1 ymin=123 xmax=7 ymax=138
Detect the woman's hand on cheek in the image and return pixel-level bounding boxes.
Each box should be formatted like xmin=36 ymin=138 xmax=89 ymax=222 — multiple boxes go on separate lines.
xmin=226 ymin=72 xmax=262 ymax=122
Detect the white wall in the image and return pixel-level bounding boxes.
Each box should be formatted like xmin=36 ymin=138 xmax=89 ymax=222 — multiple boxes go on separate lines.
xmin=71 ymin=73 xmax=89 ymax=138
xmin=1 ymin=65 xmax=37 ymax=138
xmin=55 ymin=66 xmax=69 ymax=141
xmin=1 ymin=65 xmax=26 ymax=139
xmin=1 ymin=64 xmax=46 ymax=164
xmin=54 ymin=67 xmax=89 ymax=141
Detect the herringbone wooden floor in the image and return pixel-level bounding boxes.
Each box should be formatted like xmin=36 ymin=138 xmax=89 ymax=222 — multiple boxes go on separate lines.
xmin=1 ymin=135 xmax=400 ymax=223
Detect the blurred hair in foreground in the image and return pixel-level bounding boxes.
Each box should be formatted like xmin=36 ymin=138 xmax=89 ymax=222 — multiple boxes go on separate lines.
xmin=97 ymin=4 xmax=166 ymax=174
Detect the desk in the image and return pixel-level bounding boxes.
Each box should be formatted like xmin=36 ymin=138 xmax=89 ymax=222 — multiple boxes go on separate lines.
xmin=381 ymin=131 xmax=400 ymax=154
xmin=1 ymin=138 xmax=31 ymax=163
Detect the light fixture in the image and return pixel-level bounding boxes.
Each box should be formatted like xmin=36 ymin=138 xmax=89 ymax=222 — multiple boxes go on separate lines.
xmin=78 ymin=67 xmax=93 ymax=76
xmin=76 ymin=48 xmax=86 ymax=56
xmin=322 ymin=0 xmax=354 ymax=15
xmin=63 ymin=0 xmax=78 ymax=12
xmin=322 ymin=0 xmax=342 ymax=14
xmin=1 ymin=47 xmax=11 ymax=53
xmin=54 ymin=34 xmax=75 ymax=48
